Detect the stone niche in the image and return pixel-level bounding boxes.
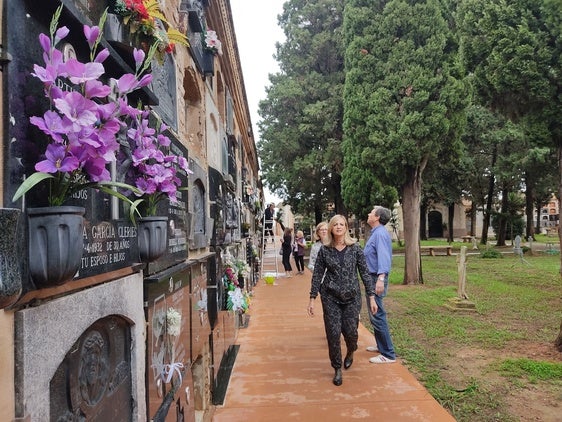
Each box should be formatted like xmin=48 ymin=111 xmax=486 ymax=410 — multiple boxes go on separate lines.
xmin=14 ymin=273 xmax=146 ymax=421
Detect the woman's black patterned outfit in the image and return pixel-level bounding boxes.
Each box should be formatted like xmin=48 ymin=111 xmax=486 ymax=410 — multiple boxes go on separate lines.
xmin=309 ymin=243 xmax=375 ymax=369
xmin=281 ymin=234 xmax=293 ymax=271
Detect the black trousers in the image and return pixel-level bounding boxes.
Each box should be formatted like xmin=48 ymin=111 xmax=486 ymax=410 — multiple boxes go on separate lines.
xmin=320 ymin=292 xmax=361 ymax=369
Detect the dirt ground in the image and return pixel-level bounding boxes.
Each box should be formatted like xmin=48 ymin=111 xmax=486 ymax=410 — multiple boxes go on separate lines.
xmin=377 ymin=282 xmax=562 ymax=422
xmin=444 ymin=342 xmax=562 ymax=422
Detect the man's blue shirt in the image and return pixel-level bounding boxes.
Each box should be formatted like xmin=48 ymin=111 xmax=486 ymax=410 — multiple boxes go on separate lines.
xmin=364 ymin=225 xmax=392 ymax=275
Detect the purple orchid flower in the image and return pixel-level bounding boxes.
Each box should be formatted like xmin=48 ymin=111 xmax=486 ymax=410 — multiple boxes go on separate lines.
xmin=35 ymin=144 xmax=79 ymax=174
xmin=83 ymin=25 xmax=99 ymax=48
xmin=64 ymin=59 xmax=105 ymax=84
xmin=17 ymin=11 xmax=192 ymax=209
xmin=94 ymin=48 xmax=110 ymax=63
xmin=54 ymin=91 xmax=98 ymax=131
xmin=133 ymin=48 xmax=145 ymax=68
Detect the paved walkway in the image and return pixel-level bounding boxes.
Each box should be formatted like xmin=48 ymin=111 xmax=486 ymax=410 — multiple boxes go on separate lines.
xmin=212 ymin=267 xmax=455 ymax=421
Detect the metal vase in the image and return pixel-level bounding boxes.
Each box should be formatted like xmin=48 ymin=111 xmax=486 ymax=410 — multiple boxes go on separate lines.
xmin=27 ymin=206 xmax=85 ymax=288
xmin=138 ymin=216 xmax=168 ymax=263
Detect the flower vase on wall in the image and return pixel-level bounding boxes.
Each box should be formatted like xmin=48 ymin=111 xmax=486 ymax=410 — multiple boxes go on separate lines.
xmin=0 ymin=208 xmax=23 ymax=308
xmin=202 ymin=51 xmax=215 ymax=77
xmin=104 ymin=13 xmax=129 ymax=45
xmin=27 ymin=206 xmax=85 ymax=288
xmin=138 ymin=216 xmax=168 ymax=263
xmin=103 ymin=12 xmax=139 ymax=56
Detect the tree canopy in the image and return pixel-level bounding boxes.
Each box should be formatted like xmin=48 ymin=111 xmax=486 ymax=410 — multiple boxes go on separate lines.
xmin=257 ymin=0 xmax=347 ymax=222
xmin=342 ymin=0 xmax=469 ymax=283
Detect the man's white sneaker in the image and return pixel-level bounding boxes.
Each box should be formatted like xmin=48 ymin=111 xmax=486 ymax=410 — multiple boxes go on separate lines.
xmin=369 ymin=355 xmax=396 ymax=364
xmin=366 ymin=346 xmax=379 ymax=353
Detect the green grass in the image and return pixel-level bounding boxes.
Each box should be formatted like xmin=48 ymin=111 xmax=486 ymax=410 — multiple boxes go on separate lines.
xmin=498 ymin=359 xmax=562 ymax=382
xmin=361 ymin=249 xmax=562 ymax=422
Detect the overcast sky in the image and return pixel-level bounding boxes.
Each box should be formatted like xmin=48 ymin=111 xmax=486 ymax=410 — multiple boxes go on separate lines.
xmin=230 ymin=0 xmax=285 ymax=204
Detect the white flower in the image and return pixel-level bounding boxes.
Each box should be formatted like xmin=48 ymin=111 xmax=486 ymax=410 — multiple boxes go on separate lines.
xmin=166 ymin=307 xmax=182 ymax=337
xmin=196 ymin=289 xmax=207 ymax=312
xmin=204 ymin=30 xmax=222 ymax=55
xmin=227 ymin=287 xmax=245 ymax=312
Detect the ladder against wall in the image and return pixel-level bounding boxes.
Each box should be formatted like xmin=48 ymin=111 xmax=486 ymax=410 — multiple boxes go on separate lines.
xmin=260 ymin=219 xmax=279 ymax=278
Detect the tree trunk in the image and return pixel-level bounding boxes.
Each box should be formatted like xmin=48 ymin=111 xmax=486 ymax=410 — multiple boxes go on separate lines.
xmin=314 ymin=204 xmax=323 ymax=226
xmin=534 ymin=199 xmax=542 ymax=235
xmin=496 ymin=185 xmax=509 ymax=247
xmin=332 ymin=174 xmax=347 ymax=218
xmin=402 ymin=166 xmax=423 ymax=285
xmin=481 ymin=174 xmax=494 ymax=245
xmin=470 ymin=203 xmax=477 ymax=237
xmin=524 ymin=173 xmax=536 ymax=239
xmin=481 ymin=146 xmax=497 ymax=245
xmin=524 ymin=181 xmax=535 ymax=240
xmin=558 ymin=145 xmax=562 ymax=277
xmin=420 ymin=202 xmax=428 ymax=240
xmin=447 ymin=203 xmax=455 ymax=243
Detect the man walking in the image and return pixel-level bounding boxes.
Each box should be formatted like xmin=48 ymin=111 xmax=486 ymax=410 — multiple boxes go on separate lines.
xmin=363 ymin=206 xmax=397 ymax=363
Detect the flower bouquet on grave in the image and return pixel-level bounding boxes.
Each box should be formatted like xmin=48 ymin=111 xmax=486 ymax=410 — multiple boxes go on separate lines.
xmin=119 ymin=109 xmax=192 ymax=262
xmin=11 ymin=7 xmax=153 ymax=286
xmin=202 ymin=29 xmax=222 ymax=56
xmin=110 ymin=0 xmax=189 ymax=64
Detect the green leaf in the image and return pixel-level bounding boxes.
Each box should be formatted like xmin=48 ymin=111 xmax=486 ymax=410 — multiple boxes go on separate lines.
xmin=128 ymin=198 xmax=145 ymax=226
xmin=12 ymin=172 xmax=54 ymax=202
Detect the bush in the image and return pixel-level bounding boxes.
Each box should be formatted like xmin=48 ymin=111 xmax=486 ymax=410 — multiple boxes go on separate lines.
xmin=491 ymin=214 xmax=524 ymax=240
xmin=480 ymin=249 xmax=504 ymax=259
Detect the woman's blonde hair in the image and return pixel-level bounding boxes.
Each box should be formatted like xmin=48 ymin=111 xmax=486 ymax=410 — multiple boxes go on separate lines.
xmin=313 ymin=222 xmax=328 ymax=241
xmin=296 ymin=230 xmax=304 ymax=238
xmin=324 ymin=214 xmax=356 ymax=247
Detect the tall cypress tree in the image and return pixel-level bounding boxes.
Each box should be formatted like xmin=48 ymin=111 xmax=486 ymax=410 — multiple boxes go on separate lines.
xmin=258 ymin=0 xmax=347 ymax=222
xmin=342 ymin=0 xmax=468 ymax=284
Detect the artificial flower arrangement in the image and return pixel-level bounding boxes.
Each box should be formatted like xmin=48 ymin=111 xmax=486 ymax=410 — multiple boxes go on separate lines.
xmin=151 ymin=306 xmax=184 ymax=386
xmin=12 ymin=6 xmax=191 ymax=223
xmin=12 ymin=7 xmax=152 ymax=207
xmin=111 ymin=0 xmax=189 ymax=63
xmin=203 ymin=29 xmax=222 ymax=56
xmin=120 ymin=109 xmax=192 ymax=220
xmin=222 ymin=252 xmax=250 ymax=313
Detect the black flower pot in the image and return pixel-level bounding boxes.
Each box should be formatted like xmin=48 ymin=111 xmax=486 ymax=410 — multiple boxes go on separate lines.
xmin=138 ymin=216 xmax=168 ymax=263
xmin=27 ymin=206 xmax=85 ymax=288
xmin=202 ymin=51 xmax=215 ymax=76
xmin=0 ymin=208 xmax=22 ymax=307
xmin=104 ymin=13 xmax=131 ymax=49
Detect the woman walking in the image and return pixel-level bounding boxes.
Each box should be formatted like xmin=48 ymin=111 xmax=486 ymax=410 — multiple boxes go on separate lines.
xmin=308 ymin=222 xmax=328 ymax=272
xmin=307 ymin=215 xmax=377 ymax=386
xmin=281 ymin=227 xmax=294 ymax=277
xmin=294 ymin=230 xmax=306 ymax=274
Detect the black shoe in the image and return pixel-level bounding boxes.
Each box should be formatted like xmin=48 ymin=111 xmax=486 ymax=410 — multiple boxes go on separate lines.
xmin=344 ymin=351 xmax=354 ymax=370
xmin=333 ymin=368 xmax=342 ymax=386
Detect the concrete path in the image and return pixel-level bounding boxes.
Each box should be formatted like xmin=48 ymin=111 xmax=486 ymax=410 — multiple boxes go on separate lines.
xmin=212 ymin=268 xmax=455 ymax=421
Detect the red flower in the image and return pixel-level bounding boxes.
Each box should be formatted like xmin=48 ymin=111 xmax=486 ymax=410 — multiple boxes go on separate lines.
xmin=124 ymin=0 xmax=149 ymax=20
